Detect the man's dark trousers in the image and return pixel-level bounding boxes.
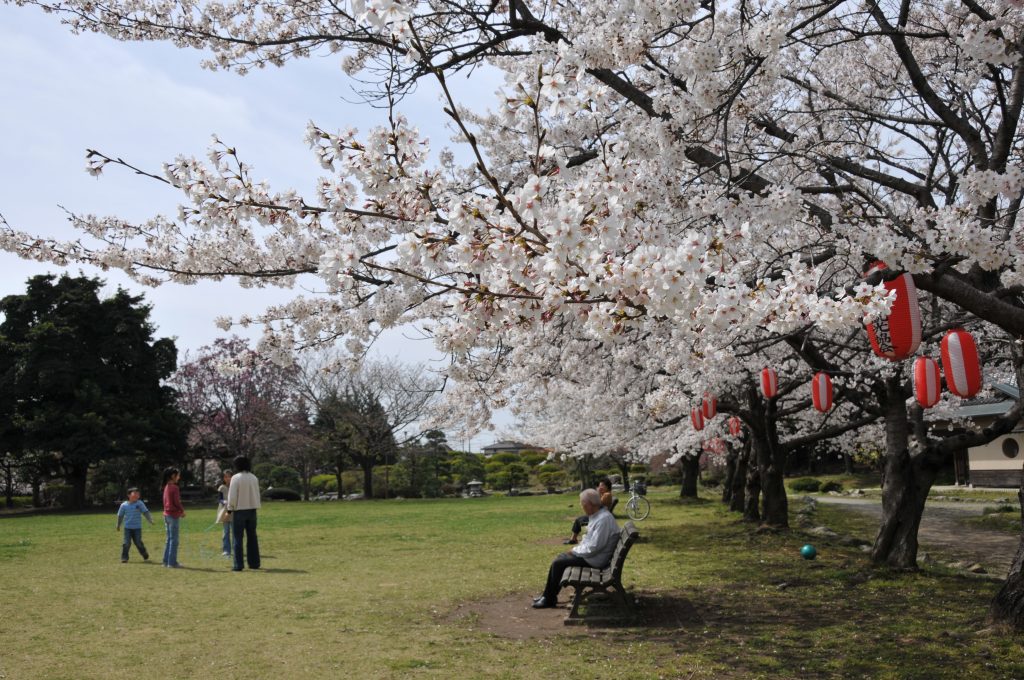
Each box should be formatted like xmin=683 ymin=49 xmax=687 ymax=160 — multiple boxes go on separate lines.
xmin=543 ymin=552 xmax=591 ymax=602
xmin=232 ymin=509 xmax=260 ymax=570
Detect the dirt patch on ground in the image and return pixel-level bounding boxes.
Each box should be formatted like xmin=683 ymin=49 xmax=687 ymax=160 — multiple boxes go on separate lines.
xmin=819 ymin=497 xmax=1019 ymax=574
xmin=443 ymin=590 xmax=704 ymax=640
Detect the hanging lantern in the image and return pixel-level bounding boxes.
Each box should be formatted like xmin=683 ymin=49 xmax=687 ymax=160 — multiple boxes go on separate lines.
xmin=863 ymin=261 xmax=922 ymax=361
xmin=760 ymin=367 xmax=778 ymax=399
xmin=691 ymin=407 xmax=705 ymax=431
xmin=702 ymin=393 xmax=718 ymax=419
xmin=811 ymin=372 xmax=833 ymax=412
xmin=728 ymin=416 xmax=742 ymax=436
xmin=913 ymin=356 xmax=942 ymax=408
xmin=941 ymin=329 xmax=982 ymax=398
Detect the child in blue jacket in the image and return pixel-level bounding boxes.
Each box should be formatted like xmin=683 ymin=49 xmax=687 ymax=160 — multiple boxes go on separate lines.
xmin=116 ymin=487 xmax=154 ymax=562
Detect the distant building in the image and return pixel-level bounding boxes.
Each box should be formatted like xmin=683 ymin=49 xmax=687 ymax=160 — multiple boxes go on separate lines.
xmin=932 ymin=382 xmax=1023 ymax=487
xmin=481 ymin=440 xmax=544 ymax=457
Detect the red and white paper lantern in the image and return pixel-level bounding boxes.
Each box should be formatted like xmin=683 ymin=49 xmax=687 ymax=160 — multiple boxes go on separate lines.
xmin=691 ymin=407 xmax=705 ymax=431
xmin=760 ymin=367 xmax=778 ymax=399
xmin=864 ymin=261 xmax=922 ymax=361
xmin=702 ymin=394 xmax=718 ymax=420
xmin=941 ymin=329 xmax=982 ymax=398
xmin=728 ymin=416 xmax=742 ymax=436
xmin=811 ymin=372 xmax=833 ymax=412
xmin=913 ymin=356 xmax=942 ymax=408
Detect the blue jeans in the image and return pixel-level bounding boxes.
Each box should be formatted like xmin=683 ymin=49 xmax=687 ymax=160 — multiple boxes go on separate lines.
xmin=121 ymin=527 xmax=149 ymax=561
xmin=231 ymin=509 xmax=260 ymax=570
xmin=221 ymin=521 xmax=232 ymax=554
xmin=163 ymin=516 xmax=181 ymax=566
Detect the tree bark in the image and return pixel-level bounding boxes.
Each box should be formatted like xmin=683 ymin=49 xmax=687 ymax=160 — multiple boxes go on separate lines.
xmin=989 ymin=468 xmax=1024 ymax=628
xmin=730 ymin=440 xmax=750 ymax=513
xmin=757 ymin=399 xmax=788 ymax=527
xmin=333 ymin=458 xmax=343 ymax=498
xmin=3 ymin=458 xmax=13 ymax=508
xmin=722 ymin=447 xmax=737 ymax=504
xmin=362 ymin=462 xmax=373 ymax=499
xmin=743 ymin=447 xmax=761 ymax=522
xmin=679 ymin=456 xmax=699 ymax=498
xmin=871 ymin=375 xmax=937 ymax=569
xmin=68 ymin=464 xmax=88 ymax=510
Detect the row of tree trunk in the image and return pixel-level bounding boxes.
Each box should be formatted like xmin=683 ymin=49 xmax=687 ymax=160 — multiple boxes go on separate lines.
xmin=706 ymin=372 xmax=1024 ymax=629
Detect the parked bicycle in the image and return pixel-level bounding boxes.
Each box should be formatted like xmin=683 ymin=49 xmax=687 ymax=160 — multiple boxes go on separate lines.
xmin=624 ymin=481 xmax=650 ymax=521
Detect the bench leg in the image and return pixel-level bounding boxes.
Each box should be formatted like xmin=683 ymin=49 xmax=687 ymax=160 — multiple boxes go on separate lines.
xmin=564 ymin=586 xmax=587 ymax=624
xmin=610 ymin=584 xmax=633 ymax=612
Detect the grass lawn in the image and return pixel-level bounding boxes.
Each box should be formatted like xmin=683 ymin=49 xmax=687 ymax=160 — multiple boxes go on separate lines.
xmin=2 ymin=490 xmax=1023 ymax=679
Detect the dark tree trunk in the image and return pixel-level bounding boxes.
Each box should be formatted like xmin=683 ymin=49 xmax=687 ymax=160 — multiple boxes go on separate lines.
xmin=3 ymin=458 xmax=13 ymax=508
xmin=730 ymin=440 xmax=750 ymax=513
xmin=989 ymin=470 xmax=1024 ymax=628
xmin=611 ymin=457 xmax=631 ymax=492
xmin=756 ymin=400 xmax=788 ymax=527
xmin=843 ymin=451 xmax=854 ymax=475
xmin=31 ymin=477 xmax=42 ymax=508
xmin=871 ymin=375 xmax=936 ymax=569
xmin=743 ymin=448 xmax=761 ymax=522
xmin=679 ymin=456 xmax=699 ymax=498
xmin=722 ymin=448 xmax=737 ymax=504
xmin=300 ymin=460 xmax=311 ymax=501
xmin=575 ymin=456 xmax=594 ymax=491
xmin=68 ymin=466 xmax=88 ymax=510
xmin=334 ymin=458 xmax=344 ymax=497
xmin=362 ymin=462 xmax=373 ymax=499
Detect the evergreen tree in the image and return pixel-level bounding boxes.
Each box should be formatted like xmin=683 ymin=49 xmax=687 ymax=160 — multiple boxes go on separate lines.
xmin=0 ymin=275 xmax=188 ymax=507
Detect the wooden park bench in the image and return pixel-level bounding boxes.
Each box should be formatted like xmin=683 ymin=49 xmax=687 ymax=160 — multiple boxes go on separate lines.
xmin=559 ymin=521 xmax=639 ymax=625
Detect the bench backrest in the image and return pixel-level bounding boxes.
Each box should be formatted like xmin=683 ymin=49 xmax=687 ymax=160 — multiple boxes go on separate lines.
xmin=607 ymin=521 xmax=639 ymax=580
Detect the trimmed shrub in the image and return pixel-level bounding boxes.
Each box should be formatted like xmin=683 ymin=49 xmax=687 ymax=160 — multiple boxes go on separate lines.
xmin=310 ymin=474 xmax=337 ymax=493
xmin=44 ymin=483 xmax=75 ymax=508
xmin=268 ymin=465 xmax=301 ymax=490
xmin=648 ymin=472 xmax=673 ymax=487
xmin=701 ymin=470 xmax=727 ymax=487
xmin=820 ymin=481 xmax=843 ymax=493
xmin=263 ymin=487 xmax=301 ymax=501
xmin=789 ymin=477 xmax=822 ymax=493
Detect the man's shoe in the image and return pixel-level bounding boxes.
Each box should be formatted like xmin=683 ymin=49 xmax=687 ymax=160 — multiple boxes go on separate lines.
xmin=532 ymin=597 xmax=555 ymax=609
xmin=121 ymin=559 xmax=128 ymax=563
xmin=563 ymin=538 xmax=578 ymax=545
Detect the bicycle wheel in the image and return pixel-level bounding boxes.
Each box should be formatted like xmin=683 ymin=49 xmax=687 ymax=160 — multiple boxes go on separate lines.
xmin=626 ymin=496 xmax=650 ymax=521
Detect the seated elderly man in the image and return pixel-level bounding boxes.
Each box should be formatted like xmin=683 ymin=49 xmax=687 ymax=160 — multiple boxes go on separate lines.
xmin=533 ymin=487 xmax=619 ymax=609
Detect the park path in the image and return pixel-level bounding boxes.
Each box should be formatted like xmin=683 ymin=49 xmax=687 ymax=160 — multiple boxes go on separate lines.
xmin=817 ymin=496 xmax=1021 ymax=576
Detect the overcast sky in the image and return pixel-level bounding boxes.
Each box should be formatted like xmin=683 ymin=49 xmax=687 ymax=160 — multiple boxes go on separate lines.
xmin=0 ymin=5 xmax=515 ymax=450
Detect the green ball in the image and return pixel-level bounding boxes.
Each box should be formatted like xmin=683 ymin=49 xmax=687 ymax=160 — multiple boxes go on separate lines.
xmin=801 ymin=544 xmax=817 ymax=560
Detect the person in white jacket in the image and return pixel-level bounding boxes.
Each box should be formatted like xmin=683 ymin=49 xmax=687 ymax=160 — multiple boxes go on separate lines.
xmin=533 ymin=488 xmax=619 ymax=608
xmin=226 ymin=455 xmax=262 ymax=571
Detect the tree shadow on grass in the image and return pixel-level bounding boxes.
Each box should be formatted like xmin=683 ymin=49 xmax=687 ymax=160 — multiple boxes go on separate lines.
xmin=258 ymin=568 xmax=309 ymax=574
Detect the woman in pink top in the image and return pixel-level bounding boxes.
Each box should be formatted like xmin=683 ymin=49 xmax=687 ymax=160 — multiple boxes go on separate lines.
xmin=161 ymin=467 xmax=185 ymax=568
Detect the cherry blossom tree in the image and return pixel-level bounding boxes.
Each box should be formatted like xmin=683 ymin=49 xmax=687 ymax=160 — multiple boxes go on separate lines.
xmin=171 ymin=336 xmax=303 ymax=465
xmin=3 ymin=0 xmax=1024 ymax=622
